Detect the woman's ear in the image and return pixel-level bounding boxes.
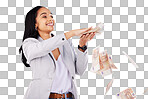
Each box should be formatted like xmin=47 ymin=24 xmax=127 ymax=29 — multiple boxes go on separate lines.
xmin=35 ymin=24 xmax=37 ymax=28
xmin=35 ymin=23 xmax=38 ymax=29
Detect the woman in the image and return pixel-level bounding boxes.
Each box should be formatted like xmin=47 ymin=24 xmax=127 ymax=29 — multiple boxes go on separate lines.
xmin=19 ymin=6 xmax=96 ymax=99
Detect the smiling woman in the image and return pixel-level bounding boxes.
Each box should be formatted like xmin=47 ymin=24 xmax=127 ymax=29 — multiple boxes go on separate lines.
xmin=35 ymin=7 xmax=55 ymax=37
xmin=19 ymin=6 xmax=96 ymax=99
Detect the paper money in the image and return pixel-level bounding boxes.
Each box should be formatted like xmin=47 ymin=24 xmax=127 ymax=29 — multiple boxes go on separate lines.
xmin=84 ymin=22 xmax=104 ymax=34
xmin=90 ymin=47 xmax=117 ymax=77
xmin=90 ymin=45 xmax=100 ymax=73
xmin=107 ymin=54 xmax=117 ymax=69
xmin=122 ymin=51 xmax=139 ymax=68
xmin=116 ymin=88 xmax=136 ymax=99
xmin=105 ymin=77 xmax=114 ymax=95
xmin=99 ymin=50 xmax=114 ymax=77
xmin=143 ymin=88 xmax=148 ymax=94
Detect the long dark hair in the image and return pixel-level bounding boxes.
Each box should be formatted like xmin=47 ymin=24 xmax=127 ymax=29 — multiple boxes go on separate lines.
xmin=19 ymin=6 xmax=44 ymax=67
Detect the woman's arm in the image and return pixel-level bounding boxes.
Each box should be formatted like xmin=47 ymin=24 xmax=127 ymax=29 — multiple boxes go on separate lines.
xmin=67 ymin=39 xmax=88 ymax=76
xmin=23 ymin=33 xmax=69 ymax=64
xmin=75 ymin=47 xmax=88 ymax=76
xmin=68 ymin=32 xmax=96 ymax=76
xmin=22 ymin=27 xmax=92 ymax=64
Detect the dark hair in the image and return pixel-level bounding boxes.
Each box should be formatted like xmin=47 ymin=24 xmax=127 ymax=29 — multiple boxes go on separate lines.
xmin=19 ymin=6 xmax=44 ymax=67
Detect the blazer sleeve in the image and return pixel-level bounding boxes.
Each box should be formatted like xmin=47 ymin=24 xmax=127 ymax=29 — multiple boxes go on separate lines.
xmin=67 ymin=39 xmax=88 ymax=76
xmin=22 ymin=33 xmax=67 ymax=64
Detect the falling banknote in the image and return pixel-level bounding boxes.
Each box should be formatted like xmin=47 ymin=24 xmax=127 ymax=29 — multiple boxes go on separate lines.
xmin=143 ymin=88 xmax=148 ymax=94
xmin=122 ymin=51 xmax=139 ymax=68
xmin=90 ymin=46 xmax=117 ymax=77
xmin=116 ymin=88 xmax=136 ymax=99
xmin=105 ymin=77 xmax=114 ymax=95
xmin=83 ymin=22 xmax=104 ymax=34
xmin=91 ymin=45 xmax=100 ymax=72
xmin=99 ymin=50 xmax=113 ymax=77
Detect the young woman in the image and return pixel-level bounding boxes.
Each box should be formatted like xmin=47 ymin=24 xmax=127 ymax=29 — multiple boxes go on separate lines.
xmin=19 ymin=6 xmax=96 ymax=99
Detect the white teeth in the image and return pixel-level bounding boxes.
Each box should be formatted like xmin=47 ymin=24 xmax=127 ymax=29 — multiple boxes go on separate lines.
xmin=47 ymin=23 xmax=53 ymax=26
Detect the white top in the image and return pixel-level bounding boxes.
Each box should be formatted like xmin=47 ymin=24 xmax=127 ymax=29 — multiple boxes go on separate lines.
xmin=50 ymin=52 xmax=72 ymax=94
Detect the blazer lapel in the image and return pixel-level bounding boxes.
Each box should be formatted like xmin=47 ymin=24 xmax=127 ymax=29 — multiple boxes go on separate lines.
xmin=60 ymin=42 xmax=74 ymax=74
xmin=48 ymin=53 xmax=56 ymax=67
xmin=38 ymin=33 xmax=73 ymax=75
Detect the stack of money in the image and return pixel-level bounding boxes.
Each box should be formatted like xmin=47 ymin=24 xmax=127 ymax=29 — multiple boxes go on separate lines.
xmin=90 ymin=46 xmax=117 ymax=77
xmin=116 ymin=88 xmax=136 ymax=99
xmin=83 ymin=22 xmax=104 ymax=34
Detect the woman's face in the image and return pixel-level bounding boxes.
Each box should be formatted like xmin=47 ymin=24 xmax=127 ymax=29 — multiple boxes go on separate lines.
xmin=35 ymin=7 xmax=55 ymax=33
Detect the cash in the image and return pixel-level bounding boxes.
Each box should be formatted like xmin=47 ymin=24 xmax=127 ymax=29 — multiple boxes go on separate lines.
xmin=107 ymin=54 xmax=118 ymax=69
xmin=105 ymin=77 xmax=114 ymax=95
xmin=143 ymin=88 xmax=148 ymax=94
xmin=91 ymin=45 xmax=100 ymax=72
xmin=83 ymin=22 xmax=104 ymax=34
xmin=90 ymin=46 xmax=117 ymax=77
xmin=116 ymin=88 xmax=136 ymax=99
xmin=122 ymin=51 xmax=139 ymax=68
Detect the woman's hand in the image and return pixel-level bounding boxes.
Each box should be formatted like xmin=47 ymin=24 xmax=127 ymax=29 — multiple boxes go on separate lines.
xmin=69 ymin=26 xmax=93 ymax=36
xmin=79 ymin=32 xmax=96 ymax=47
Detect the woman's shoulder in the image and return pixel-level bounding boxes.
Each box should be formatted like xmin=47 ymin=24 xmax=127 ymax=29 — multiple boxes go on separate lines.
xmin=23 ymin=37 xmax=39 ymax=44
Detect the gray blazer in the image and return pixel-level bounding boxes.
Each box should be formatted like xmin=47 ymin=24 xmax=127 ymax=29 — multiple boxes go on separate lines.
xmin=22 ymin=33 xmax=88 ymax=99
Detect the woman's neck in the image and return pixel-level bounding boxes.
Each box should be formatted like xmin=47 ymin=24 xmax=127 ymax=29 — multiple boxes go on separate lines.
xmin=39 ymin=32 xmax=51 ymax=40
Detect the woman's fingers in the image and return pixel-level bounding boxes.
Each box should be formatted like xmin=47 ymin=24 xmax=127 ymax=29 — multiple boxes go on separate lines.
xmin=83 ymin=33 xmax=92 ymax=41
xmin=85 ymin=33 xmax=90 ymax=38
xmin=89 ymin=32 xmax=96 ymax=40
xmin=86 ymin=32 xmax=96 ymax=41
xmin=82 ymin=26 xmax=92 ymax=33
xmin=80 ymin=32 xmax=96 ymax=42
xmin=80 ymin=34 xmax=85 ymax=38
xmin=73 ymin=26 xmax=93 ymax=36
xmin=86 ymin=32 xmax=95 ymax=39
xmin=81 ymin=32 xmax=93 ymax=38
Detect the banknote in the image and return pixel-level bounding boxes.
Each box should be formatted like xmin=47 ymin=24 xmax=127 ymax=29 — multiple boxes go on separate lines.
xmin=107 ymin=54 xmax=118 ymax=69
xmin=99 ymin=50 xmax=113 ymax=77
xmin=105 ymin=77 xmax=114 ymax=95
xmin=122 ymin=51 xmax=139 ymax=68
xmin=143 ymin=88 xmax=148 ymax=94
xmin=90 ymin=45 xmax=100 ymax=73
xmin=116 ymin=88 xmax=136 ymax=99
xmin=83 ymin=22 xmax=104 ymax=34
xmin=90 ymin=48 xmax=117 ymax=77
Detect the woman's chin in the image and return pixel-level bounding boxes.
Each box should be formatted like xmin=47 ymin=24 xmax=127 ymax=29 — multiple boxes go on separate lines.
xmin=45 ymin=28 xmax=53 ymax=32
xmin=48 ymin=27 xmax=54 ymax=32
xmin=47 ymin=29 xmax=54 ymax=33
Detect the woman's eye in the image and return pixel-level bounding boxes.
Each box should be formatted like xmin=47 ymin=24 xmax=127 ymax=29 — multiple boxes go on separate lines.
xmin=42 ymin=15 xmax=53 ymax=18
xmin=43 ymin=16 xmax=47 ymax=18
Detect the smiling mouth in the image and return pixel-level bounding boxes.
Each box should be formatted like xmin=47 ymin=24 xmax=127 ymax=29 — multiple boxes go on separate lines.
xmin=46 ymin=22 xmax=54 ymax=26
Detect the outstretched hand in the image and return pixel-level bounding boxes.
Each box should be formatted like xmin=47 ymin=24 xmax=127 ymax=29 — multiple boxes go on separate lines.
xmin=79 ymin=32 xmax=96 ymax=47
xmin=69 ymin=26 xmax=93 ymax=37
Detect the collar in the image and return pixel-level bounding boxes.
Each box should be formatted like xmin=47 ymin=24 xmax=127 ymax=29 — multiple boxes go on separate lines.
xmin=38 ymin=33 xmax=54 ymax=41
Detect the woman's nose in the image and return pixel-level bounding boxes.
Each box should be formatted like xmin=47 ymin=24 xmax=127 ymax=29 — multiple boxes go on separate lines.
xmin=47 ymin=18 xmax=53 ymax=23
xmin=48 ymin=16 xmax=53 ymax=20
